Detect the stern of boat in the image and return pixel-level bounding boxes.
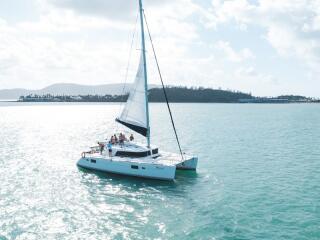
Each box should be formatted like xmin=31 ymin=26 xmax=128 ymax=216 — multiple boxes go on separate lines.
xmin=176 ymin=155 xmax=198 ymax=170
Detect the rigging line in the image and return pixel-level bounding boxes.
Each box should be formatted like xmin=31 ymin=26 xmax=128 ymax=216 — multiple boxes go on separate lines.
xmin=143 ymin=11 xmax=184 ymax=161
xmin=118 ymin=12 xmax=139 ymax=118
xmin=122 ymin=12 xmax=139 ymax=96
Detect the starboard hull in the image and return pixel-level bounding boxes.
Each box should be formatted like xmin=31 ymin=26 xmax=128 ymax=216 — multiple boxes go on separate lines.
xmin=176 ymin=156 xmax=198 ymax=170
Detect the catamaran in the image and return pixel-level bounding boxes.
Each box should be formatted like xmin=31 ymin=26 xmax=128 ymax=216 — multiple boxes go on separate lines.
xmin=77 ymin=0 xmax=198 ymax=180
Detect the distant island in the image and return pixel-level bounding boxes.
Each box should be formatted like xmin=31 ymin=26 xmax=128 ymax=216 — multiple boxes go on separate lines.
xmin=0 ymin=83 xmax=158 ymax=100
xmin=18 ymin=86 xmax=319 ymax=103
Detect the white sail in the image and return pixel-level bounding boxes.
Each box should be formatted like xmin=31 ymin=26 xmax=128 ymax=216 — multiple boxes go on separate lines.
xmin=116 ymin=53 xmax=148 ymax=136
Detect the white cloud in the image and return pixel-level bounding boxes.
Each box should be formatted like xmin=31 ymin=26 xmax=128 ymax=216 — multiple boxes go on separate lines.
xmin=201 ymin=0 xmax=254 ymax=29
xmin=202 ymin=0 xmax=320 ymax=70
xmin=0 ymin=0 xmax=201 ymax=90
xmin=17 ymin=10 xmax=118 ymax=33
xmin=47 ymin=0 xmax=173 ymax=21
xmin=0 ymin=15 xmax=130 ymax=89
xmin=236 ymin=66 xmax=257 ymax=77
xmin=215 ymin=41 xmax=255 ymax=62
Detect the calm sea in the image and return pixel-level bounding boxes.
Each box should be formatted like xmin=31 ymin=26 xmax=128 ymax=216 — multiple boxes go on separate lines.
xmin=0 ymin=102 xmax=319 ymax=240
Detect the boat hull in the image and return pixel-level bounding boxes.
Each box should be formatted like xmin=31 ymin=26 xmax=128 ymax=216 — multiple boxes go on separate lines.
xmin=176 ymin=156 xmax=198 ymax=170
xmin=77 ymin=157 xmax=176 ymax=181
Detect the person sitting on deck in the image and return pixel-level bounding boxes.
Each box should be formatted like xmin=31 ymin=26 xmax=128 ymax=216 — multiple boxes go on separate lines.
xmin=129 ymin=134 xmax=134 ymax=141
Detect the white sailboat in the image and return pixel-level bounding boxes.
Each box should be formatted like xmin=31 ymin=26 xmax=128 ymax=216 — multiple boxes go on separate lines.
xmin=77 ymin=0 xmax=198 ymax=180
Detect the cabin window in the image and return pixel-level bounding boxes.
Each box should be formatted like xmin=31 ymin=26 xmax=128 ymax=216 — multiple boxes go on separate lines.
xmin=131 ymin=165 xmax=139 ymax=169
xmin=91 ymin=159 xmax=96 ymax=163
xmin=142 ymin=167 xmax=146 ymax=170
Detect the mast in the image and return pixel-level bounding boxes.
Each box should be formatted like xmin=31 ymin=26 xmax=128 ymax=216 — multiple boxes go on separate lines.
xmin=139 ymin=0 xmax=150 ymax=148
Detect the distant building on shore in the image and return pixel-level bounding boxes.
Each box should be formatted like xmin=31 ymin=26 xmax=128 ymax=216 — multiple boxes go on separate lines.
xmin=238 ymin=98 xmax=290 ymax=103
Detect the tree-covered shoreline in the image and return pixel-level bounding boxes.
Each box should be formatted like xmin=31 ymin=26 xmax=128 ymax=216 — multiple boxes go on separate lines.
xmin=18 ymin=86 xmax=319 ymax=103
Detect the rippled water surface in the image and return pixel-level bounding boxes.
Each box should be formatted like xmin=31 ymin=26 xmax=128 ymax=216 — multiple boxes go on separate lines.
xmin=0 ymin=102 xmax=320 ymax=240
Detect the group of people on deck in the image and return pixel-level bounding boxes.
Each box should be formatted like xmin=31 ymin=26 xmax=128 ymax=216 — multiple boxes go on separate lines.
xmin=97 ymin=133 xmax=135 ymax=157
xmin=110 ymin=133 xmax=134 ymax=145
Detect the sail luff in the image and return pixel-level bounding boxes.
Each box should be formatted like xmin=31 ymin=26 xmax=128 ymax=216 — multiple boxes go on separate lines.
xmin=139 ymin=0 xmax=150 ymax=148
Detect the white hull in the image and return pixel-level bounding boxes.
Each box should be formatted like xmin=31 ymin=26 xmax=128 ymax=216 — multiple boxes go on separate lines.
xmin=77 ymin=156 xmax=176 ymax=180
xmin=78 ymin=142 xmax=197 ymax=180
xmin=176 ymin=157 xmax=198 ymax=170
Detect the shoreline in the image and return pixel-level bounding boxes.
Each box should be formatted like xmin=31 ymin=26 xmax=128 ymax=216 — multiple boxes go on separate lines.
xmin=1 ymin=100 xmax=319 ymax=104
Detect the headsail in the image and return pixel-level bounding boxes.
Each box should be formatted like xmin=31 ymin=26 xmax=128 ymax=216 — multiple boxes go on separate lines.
xmin=116 ymin=53 xmax=148 ymax=137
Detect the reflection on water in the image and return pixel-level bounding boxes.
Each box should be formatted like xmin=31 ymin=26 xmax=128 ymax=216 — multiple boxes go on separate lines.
xmin=78 ymin=166 xmax=199 ymax=193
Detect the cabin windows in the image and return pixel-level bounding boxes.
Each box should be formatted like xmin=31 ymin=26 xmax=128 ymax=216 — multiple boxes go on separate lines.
xmin=131 ymin=165 xmax=139 ymax=169
xmin=90 ymin=159 xmax=96 ymax=163
xmin=130 ymin=165 xmax=146 ymax=170
xmin=115 ymin=148 xmax=159 ymax=158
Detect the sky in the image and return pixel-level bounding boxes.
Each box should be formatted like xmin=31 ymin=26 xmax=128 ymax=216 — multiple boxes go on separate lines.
xmin=0 ymin=0 xmax=319 ymax=97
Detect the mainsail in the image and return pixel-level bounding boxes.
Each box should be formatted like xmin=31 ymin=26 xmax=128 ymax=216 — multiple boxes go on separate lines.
xmin=116 ymin=53 xmax=148 ymax=137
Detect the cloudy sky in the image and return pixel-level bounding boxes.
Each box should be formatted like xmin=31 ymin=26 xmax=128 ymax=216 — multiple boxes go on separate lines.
xmin=0 ymin=0 xmax=319 ymax=97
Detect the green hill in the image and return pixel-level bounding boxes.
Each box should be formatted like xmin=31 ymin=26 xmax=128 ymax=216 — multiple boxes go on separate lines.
xmin=148 ymin=87 xmax=253 ymax=103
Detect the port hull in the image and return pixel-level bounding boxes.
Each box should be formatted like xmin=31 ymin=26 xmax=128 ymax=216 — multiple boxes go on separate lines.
xmin=77 ymin=157 xmax=176 ymax=181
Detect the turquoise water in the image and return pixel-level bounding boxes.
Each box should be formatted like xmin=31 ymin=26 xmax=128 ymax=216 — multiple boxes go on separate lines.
xmin=0 ymin=103 xmax=319 ymax=239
